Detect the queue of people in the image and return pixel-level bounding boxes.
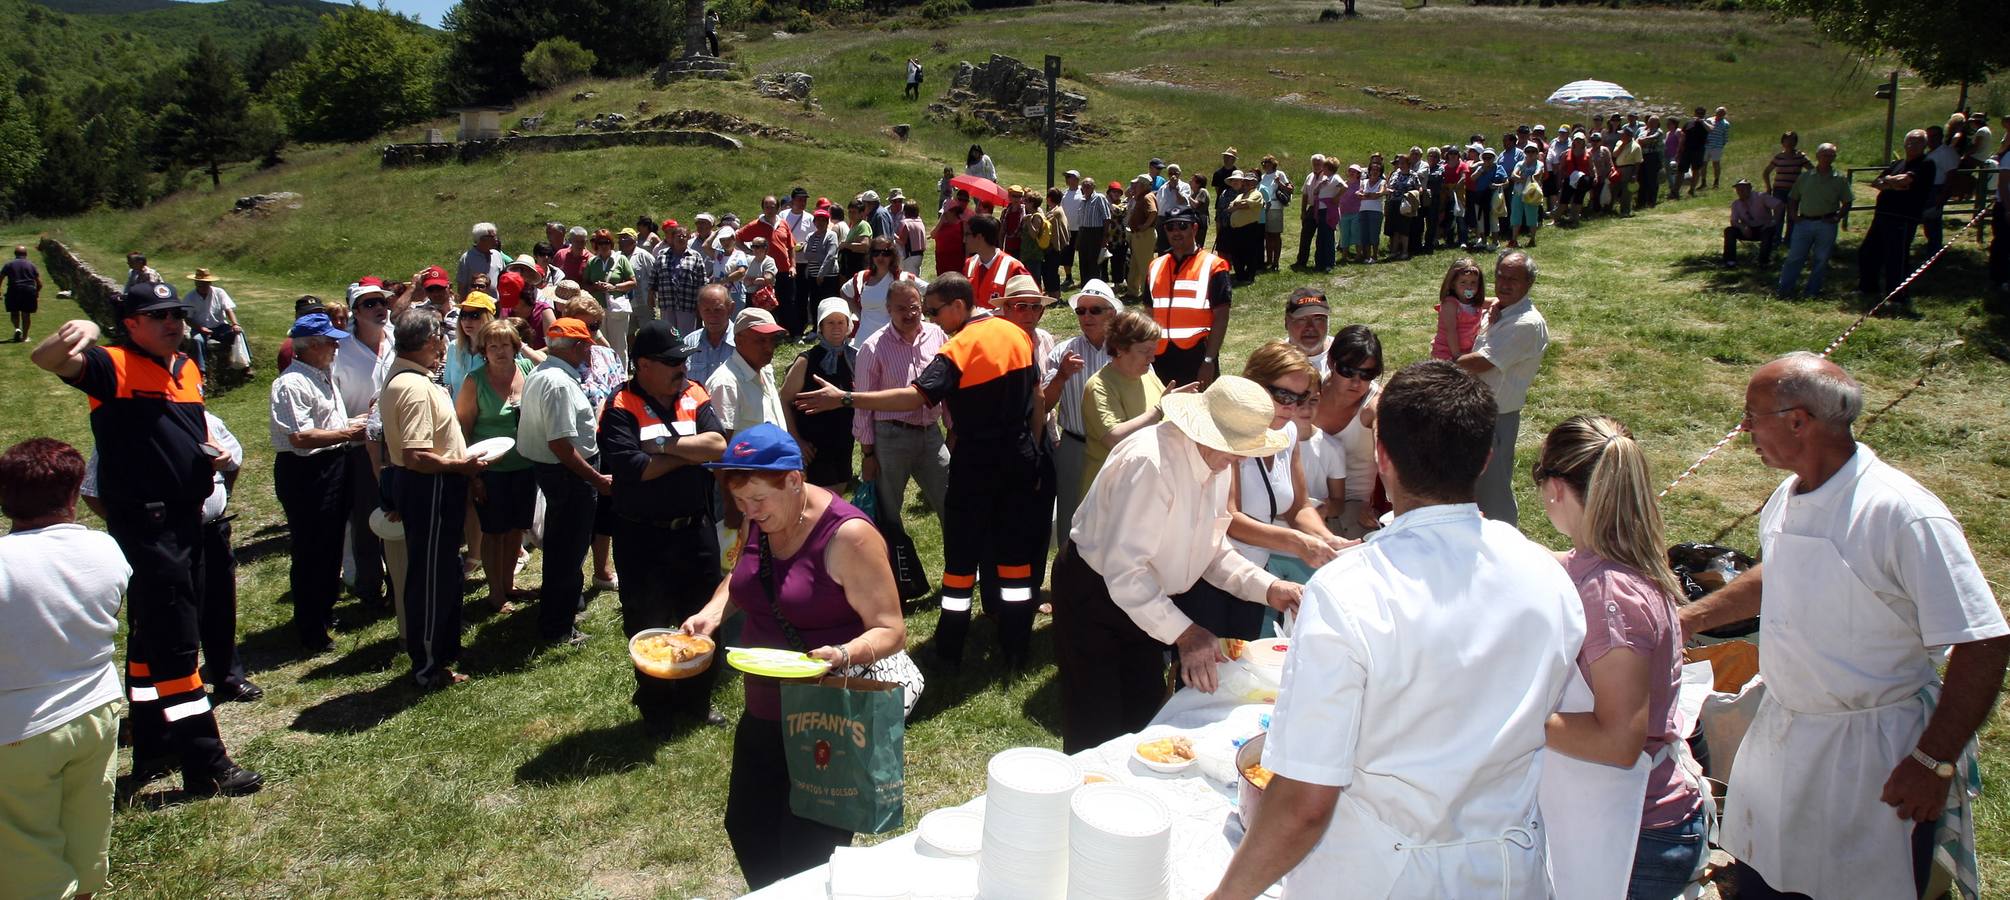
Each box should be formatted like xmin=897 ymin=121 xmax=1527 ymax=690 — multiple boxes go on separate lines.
xmin=4 ymin=124 xmax=2005 ymax=900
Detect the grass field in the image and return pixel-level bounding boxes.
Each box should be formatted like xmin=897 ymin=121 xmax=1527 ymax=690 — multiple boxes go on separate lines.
xmin=3 ymin=1 xmax=2006 ymax=897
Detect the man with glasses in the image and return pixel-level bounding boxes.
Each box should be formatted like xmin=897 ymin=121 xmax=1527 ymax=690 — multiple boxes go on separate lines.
xmin=1148 ymin=209 xmax=1232 ymax=388
xmin=333 ymin=281 xmax=395 ymax=606
xmin=681 ymin=285 xmax=738 ymax=386
xmin=31 ymin=282 xmax=264 ymax=797
xmin=1456 ymin=250 xmax=1549 ymax=527
xmin=1682 ymin=353 xmax=2009 ymax=900
xmin=1284 ymin=289 xmax=1332 ymax=377
xmin=851 ymin=280 xmax=949 ymax=538
xmin=796 ymin=272 xmax=1045 ymax=670
xmin=1047 ymin=279 xmax=1118 ymax=550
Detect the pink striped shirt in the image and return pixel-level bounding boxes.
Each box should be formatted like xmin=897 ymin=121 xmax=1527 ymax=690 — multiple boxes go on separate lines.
xmin=852 ymin=321 xmax=948 ymax=443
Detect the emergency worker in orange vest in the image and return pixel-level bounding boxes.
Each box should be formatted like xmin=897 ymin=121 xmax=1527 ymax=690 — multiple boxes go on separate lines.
xmin=961 ymin=214 xmax=1031 ymax=310
xmin=31 ymin=283 xmax=263 ymax=797
xmin=1148 ymin=209 xmax=1234 ymax=388
xmin=597 ymin=321 xmax=731 ymax=735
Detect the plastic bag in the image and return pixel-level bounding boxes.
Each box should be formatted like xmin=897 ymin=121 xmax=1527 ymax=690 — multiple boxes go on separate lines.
xmin=228 ymin=332 xmax=251 ymax=370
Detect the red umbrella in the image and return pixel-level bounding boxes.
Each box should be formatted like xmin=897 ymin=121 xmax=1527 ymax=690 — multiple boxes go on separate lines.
xmin=949 ymin=173 xmax=1010 ymax=208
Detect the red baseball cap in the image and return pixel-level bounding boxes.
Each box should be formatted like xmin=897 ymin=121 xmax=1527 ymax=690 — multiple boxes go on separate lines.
xmin=661 ymin=218 xmax=680 ymax=232
xmin=1108 ymin=181 xmax=1122 ymax=191
xmin=419 ymin=266 xmax=450 ymax=289
xmin=358 ymin=275 xmax=386 ymax=288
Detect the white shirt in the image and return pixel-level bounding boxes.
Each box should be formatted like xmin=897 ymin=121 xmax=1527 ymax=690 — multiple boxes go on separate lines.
xmin=1059 ymin=189 xmax=1087 ymax=231
xmin=1069 ymin=422 xmax=1278 ymax=644
xmin=1228 ymin=431 xmax=1300 ymax=568
xmin=1267 ymin=503 xmax=1584 ymax=899
xmin=0 ymin=523 xmax=130 ymax=744
xmin=332 ymin=329 xmax=390 ymax=421
xmin=1471 ymin=297 xmax=1548 ymax=414
xmin=621 ymin=247 xmax=653 ymax=313
xmin=1044 ymin=333 xmax=1111 ymax=436
xmin=516 ymin=355 xmax=597 ymax=463
xmin=186 ymin=285 xmax=235 ymax=331
xmin=269 ymin=360 xmax=349 ymax=456
xmin=705 ymin=349 xmax=786 ymax=434
xmin=841 ymin=270 xmax=929 ymax=350
xmin=1925 ymin=143 xmax=1959 ymax=190
xmin=1293 ymin=337 xmax=1332 ymax=378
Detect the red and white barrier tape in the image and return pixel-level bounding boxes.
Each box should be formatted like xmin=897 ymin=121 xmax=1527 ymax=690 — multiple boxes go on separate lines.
xmin=1657 ymin=198 xmax=1996 ymax=499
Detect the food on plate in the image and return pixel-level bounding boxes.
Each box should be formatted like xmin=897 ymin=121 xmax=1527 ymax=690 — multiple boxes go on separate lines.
xmin=1242 ymin=763 xmax=1275 ymax=791
xmin=634 ymin=631 xmax=713 ymax=663
xmin=1135 ymin=736 xmax=1196 ymax=765
xmin=1222 ymin=638 xmax=1247 ymax=660
xmin=1083 ymin=773 xmax=1113 ymax=784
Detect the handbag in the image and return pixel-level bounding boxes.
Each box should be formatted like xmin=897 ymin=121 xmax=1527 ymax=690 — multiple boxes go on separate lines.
xmin=757 ymin=530 xmax=926 ymax=716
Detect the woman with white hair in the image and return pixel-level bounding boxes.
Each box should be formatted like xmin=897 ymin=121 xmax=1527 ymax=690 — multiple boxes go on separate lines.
xmin=779 ymin=298 xmax=858 ymax=490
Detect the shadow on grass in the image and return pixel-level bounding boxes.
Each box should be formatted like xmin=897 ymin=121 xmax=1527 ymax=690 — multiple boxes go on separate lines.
xmin=289 ymin=678 xmax=425 ymax=734
xmin=237 ymin=593 xmax=397 ymax=675
xmin=514 ymin=719 xmax=660 ymax=785
xmin=457 ymin=601 xmax=547 ymax=678
xmin=300 ymin=635 xmax=403 ymax=681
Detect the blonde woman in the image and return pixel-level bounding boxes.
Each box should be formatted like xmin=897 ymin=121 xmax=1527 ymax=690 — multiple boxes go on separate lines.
xmin=456 ymin=319 xmax=537 ymax=613
xmin=1532 ymin=415 xmax=1704 ymax=898
xmin=1227 ymin=341 xmax=1346 ymax=587
xmin=1079 ymin=308 xmax=1197 ymax=494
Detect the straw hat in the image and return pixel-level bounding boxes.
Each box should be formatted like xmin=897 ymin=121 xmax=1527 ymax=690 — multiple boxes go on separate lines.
xmin=999 ymin=273 xmax=1059 ymax=308
xmin=189 ymin=267 xmax=219 ymax=282
xmin=1160 ymin=376 xmax=1291 ymax=458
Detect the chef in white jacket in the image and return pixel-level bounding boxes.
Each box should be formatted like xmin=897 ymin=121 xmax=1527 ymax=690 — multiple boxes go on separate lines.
xmin=1682 ymin=352 xmax=2009 ymax=900
xmin=1210 ymin=360 xmax=1585 ymax=900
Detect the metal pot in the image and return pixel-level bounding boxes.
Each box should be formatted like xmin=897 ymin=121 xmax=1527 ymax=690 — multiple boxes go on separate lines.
xmin=1236 ymin=731 xmax=1267 ymax=828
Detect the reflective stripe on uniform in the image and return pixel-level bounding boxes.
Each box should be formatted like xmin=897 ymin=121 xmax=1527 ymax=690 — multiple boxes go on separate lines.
xmin=1150 ymin=251 xmax=1225 ymax=351
xmin=1000 ymin=586 xmax=1034 ymax=602
xmin=162 ymin=696 xmax=213 ymax=722
xmin=130 ymin=685 xmax=160 ymax=702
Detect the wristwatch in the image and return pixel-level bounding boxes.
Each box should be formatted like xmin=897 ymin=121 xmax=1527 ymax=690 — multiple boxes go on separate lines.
xmin=841 ymin=391 xmax=854 ymax=408
xmin=1910 ymin=748 xmax=1956 ymax=779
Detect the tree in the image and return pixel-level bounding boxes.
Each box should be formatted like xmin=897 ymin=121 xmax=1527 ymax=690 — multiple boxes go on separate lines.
xmin=22 ymin=101 xmax=99 ymax=216
xmin=156 ymin=36 xmax=257 ymax=189
xmin=1769 ymin=0 xmax=2010 ymax=89
xmin=243 ymin=31 xmax=311 ymax=96
xmin=0 ymin=87 xmax=43 ymax=217
xmin=276 ymin=7 xmax=440 ymax=142
xmin=523 ymin=38 xmax=598 ymax=89
xmin=441 ymin=0 xmax=679 ymax=104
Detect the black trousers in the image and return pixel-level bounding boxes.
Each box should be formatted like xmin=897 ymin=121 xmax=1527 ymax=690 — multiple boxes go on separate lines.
xmin=103 ymin=497 xmax=229 ymax=778
xmin=937 ymin=448 xmax=1045 ymax=666
xmin=725 ymin=715 xmax=853 ymax=889
xmin=1724 ymin=225 xmax=1777 ymax=265
xmin=1153 ymin=341 xmax=1207 ymax=388
xmin=1857 ymin=213 xmax=1918 ymax=303
xmin=1075 ymin=224 xmax=1105 ymax=283
xmin=343 ymin=444 xmax=385 ymax=601
xmin=612 ymin=515 xmax=721 ymax=724
xmin=199 ymin=515 xmax=247 ymax=689
xmin=1053 ymin=545 xmax=1170 ymax=754
xmin=391 ymin=468 xmax=467 ymax=683
xmin=533 ymin=460 xmax=599 ymax=641
xmin=1172 ymin=579 xmax=1267 ymax=640
xmin=1232 ymin=222 xmax=1264 ymax=281
xmin=773 ymin=272 xmax=801 ymax=335
xmin=1639 ymin=153 xmax=1662 ymax=208
xmin=1731 ymin=819 xmax=1936 ymax=899
xmin=274 ymin=450 xmax=351 ymax=647
xmin=1295 ymin=206 xmax=1319 ymax=265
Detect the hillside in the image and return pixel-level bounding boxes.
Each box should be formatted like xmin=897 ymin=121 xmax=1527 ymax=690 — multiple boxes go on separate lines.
xmin=5 ymin=1 xmax=2007 ymax=896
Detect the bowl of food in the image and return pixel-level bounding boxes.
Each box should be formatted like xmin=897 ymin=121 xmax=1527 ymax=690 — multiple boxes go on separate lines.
xmin=1132 ymin=735 xmax=1198 ymax=774
xmin=629 ymin=628 xmax=715 ymax=680
xmin=1236 ymin=731 xmax=1272 ymax=825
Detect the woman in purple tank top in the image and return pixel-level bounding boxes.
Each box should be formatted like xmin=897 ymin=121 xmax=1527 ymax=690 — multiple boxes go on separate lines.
xmin=681 ymin=423 xmax=906 ymax=890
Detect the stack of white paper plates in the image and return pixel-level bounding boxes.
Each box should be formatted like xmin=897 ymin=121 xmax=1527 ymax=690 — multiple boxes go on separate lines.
xmin=977 ymin=747 xmax=1078 ymax=899
xmin=1066 ymin=783 xmax=1172 ymax=900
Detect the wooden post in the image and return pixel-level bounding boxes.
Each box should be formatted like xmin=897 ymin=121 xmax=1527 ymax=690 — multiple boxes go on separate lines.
xmin=1045 ymin=54 xmax=1061 ymax=192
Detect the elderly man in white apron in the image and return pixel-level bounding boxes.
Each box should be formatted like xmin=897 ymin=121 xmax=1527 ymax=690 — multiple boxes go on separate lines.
xmin=1683 ymin=353 xmax=2010 ymax=900
xmin=1210 ymin=361 xmax=1585 ymax=900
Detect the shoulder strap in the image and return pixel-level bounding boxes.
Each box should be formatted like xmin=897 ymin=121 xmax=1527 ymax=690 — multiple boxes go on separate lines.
xmin=755 ymin=530 xmax=809 ymax=652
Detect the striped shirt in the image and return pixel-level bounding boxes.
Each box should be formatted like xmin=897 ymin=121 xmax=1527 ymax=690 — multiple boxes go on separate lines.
xmin=1769 ymin=151 xmax=1809 ymax=193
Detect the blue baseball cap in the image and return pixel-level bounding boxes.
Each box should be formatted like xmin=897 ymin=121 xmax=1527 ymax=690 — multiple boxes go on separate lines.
xmin=289 ymin=312 xmax=350 ymax=340
xmin=703 ymin=423 xmax=803 ymax=472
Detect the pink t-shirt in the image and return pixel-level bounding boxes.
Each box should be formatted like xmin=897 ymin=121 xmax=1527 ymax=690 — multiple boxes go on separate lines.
xmin=1561 ymin=548 xmax=1701 ymax=829
xmin=1431 ymin=299 xmax=1483 ymax=361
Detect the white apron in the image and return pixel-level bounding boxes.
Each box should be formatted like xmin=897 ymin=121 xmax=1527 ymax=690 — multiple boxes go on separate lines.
xmin=1722 ymin=531 xmax=1935 ymax=898
xmin=1291 ymin=794 xmax=1548 ymax=900
xmin=1539 ymin=671 xmax=1651 ymax=900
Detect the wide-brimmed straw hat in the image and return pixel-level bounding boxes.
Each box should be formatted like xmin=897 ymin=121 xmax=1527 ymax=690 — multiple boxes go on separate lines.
xmin=1160 ymin=376 xmax=1291 ymax=458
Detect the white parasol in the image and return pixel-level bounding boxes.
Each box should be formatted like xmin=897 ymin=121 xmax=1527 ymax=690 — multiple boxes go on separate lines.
xmin=1546 ymin=79 xmax=1636 ymax=105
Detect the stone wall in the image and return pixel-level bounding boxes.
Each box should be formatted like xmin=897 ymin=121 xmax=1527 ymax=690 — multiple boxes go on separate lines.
xmin=382 ymin=130 xmax=744 ymax=167
xmin=37 ymin=238 xmax=122 ymax=332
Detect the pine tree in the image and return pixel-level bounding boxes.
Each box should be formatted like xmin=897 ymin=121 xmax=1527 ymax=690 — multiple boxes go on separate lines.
xmin=157 ymin=36 xmax=256 ymax=189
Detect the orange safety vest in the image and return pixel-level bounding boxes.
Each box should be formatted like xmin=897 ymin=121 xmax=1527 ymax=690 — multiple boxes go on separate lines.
xmin=1149 ymin=249 xmax=1227 ymax=352
xmin=87 ymin=345 xmax=205 ymax=410
xmin=964 ymin=250 xmax=1028 ymax=310
xmin=605 ymin=378 xmax=709 ymax=438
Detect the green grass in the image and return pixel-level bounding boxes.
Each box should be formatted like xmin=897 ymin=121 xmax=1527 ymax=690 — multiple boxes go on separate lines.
xmin=4 ymin=0 xmax=2007 ymax=896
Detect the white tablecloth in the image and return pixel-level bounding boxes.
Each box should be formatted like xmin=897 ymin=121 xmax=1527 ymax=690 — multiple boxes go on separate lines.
xmin=740 ymin=663 xmax=1285 ymax=900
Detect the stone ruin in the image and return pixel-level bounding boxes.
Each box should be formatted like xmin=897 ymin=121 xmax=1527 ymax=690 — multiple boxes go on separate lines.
xmin=232 ymin=192 xmax=302 ymax=216
xmin=927 ymin=54 xmax=1096 ymax=145
xmin=753 ymin=71 xmax=815 ymax=102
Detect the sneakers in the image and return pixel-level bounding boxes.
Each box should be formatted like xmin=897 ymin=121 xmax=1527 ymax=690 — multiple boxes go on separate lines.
xmin=592 ymin=574 xmax=619 ymax=590
xmin=184 ymin=764 xmax=263 ymax=798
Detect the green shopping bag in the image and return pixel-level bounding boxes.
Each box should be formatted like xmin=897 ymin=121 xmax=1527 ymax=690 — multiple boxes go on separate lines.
xmin=780 ymin=675 xmax=906 ymax=834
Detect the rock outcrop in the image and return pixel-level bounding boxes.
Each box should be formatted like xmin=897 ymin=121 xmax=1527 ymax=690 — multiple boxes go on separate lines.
xmin=929 ymin=54 xmax=1096 ymax=145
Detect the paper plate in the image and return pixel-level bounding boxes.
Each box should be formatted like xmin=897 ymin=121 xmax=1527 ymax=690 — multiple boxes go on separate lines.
xmin=367 ymin=507 xmax=404 ymax=540
xmin=725 ymin=647 xmax=831 ymax=679
xmin=917 ymin=807 xmax=984 ymax=857
xmin=467 ymin=436 xmax=515 ymax=462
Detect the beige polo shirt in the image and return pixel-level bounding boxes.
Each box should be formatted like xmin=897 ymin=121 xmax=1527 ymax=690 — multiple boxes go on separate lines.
xmin=380 ymin=357 xmax=467 ymax=466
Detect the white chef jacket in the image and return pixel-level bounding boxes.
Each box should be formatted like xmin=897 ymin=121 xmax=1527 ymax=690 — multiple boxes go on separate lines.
xmin=1265 ymin=503 xmax=1584 ymax=899
xmin=1723 ymin=444 xmax=2006 ymax=898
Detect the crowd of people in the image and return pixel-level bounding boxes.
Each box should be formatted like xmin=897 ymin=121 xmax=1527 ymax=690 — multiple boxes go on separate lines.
xmin=3 ymin=106 xmax=2008 ymax=900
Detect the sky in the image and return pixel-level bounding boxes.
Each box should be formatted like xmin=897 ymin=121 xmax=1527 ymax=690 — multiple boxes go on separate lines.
xmin=186 ymin=0 xmax=455 ymax=27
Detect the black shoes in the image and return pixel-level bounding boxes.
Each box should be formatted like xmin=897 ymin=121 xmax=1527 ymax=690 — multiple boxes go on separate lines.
xmin=214 ymin=680 xmax=265 ymax=703
xmin=547 ymin=629 xmax=589 ymax=648
xmin=184 ymin=764 xmax=264 ymax=798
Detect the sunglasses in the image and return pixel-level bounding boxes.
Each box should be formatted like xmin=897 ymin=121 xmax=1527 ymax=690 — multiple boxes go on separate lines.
xmin=1164 ymin=222 xmax=1195 ymax=231
xmin=1007 ymin=301 xmax=1048 ymax=312
xmin=461 ymin=309 xmax=489 ymax=318
xmin=1333 ymin=363 xmax=1381 ymax=382
xmin=1074 ymin=305 xmax=1112 ymax=317
xmin=358 ymin=298 xmax=388 ymax=310
xmin=1267 ymin=385 xmax=1313 ymax=407
xmin=138 ymin=308 xmax=188 ymax=321
xmin=871 ymin=249 xmax=896 ymax=257
xmin=922 ymin=303 xmax=950 ymax=319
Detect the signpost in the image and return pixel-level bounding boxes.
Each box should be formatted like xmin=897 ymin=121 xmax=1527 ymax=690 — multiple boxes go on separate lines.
xmin=1045 ymin=54 xmax=1061 ymax=191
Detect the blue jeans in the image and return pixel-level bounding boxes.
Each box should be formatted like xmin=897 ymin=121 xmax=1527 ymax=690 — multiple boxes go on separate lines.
xmin=1627 ymin=802 xmax=1706 ymax=900
xmin=1358 ymin=210 xmax=1383 ymax=251
xmin=1776 ymin=218 xmax=1838 ymax=295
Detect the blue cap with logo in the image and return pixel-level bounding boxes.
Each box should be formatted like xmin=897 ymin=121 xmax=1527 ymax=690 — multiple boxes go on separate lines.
xmin=289 ymin=312 xmax=351 ymax=340
xmin=703 ymin=422 xmax=803 ymax=473
xmin=121 ymin=281 xmax=186 ymax=316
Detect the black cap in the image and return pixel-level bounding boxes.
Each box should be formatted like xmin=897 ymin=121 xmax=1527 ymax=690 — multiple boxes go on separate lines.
xmin=1162 ymin=208 xmax=1200 ymax=225
xmin=632 ymin=320 xmax=693 ymax=364
xmin=790 ymin=186 xmax=810 ymax=199
xmin=121 ymin=281 xmax=186 ymax=316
